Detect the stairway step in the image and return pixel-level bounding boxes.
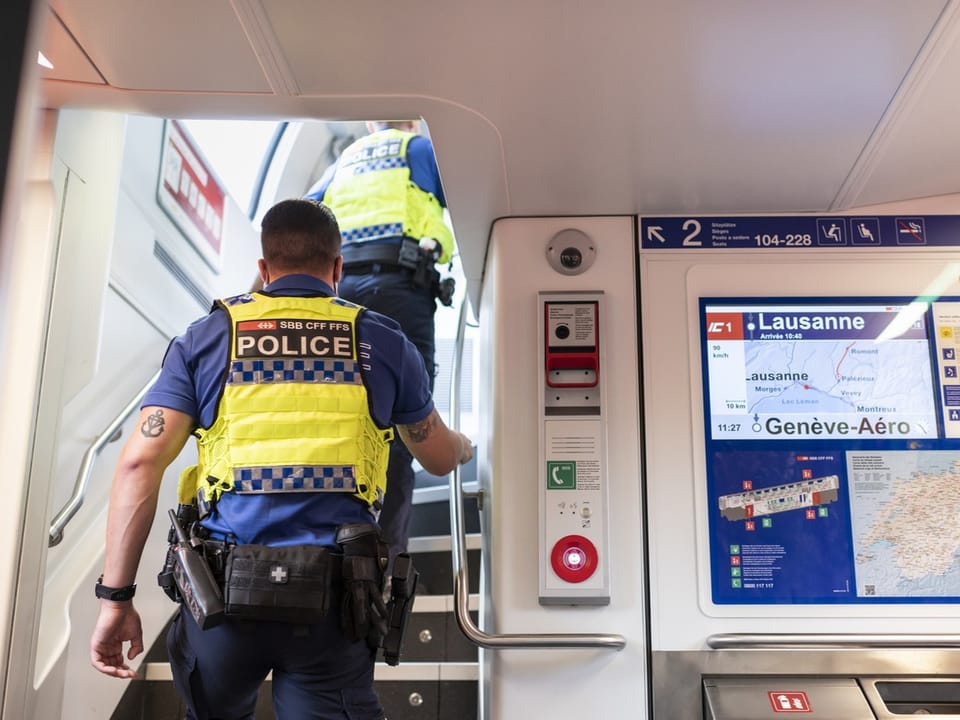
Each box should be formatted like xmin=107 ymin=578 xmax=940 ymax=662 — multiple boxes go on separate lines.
xmin=408 ymin=534 xmax=482 ymax=553
xmin=110 ymin=526 xmax=480 ymax=718
xmin=407 ymin=535 xmax=481 ymax=596
xmin=134 ymin=663 xmax=478 ymax=720
xmin=115 ymin=595 xmax=482 ymax=720
xmin=385 ymin=594 xmax=480 ymax=663
xmin=409 ymin=480 xmax=481 ymax=538
xmin=141 ymin=661 xmax=478 ymax=683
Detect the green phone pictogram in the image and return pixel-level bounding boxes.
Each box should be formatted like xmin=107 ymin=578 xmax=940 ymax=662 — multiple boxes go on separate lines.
xmin=546 ymin=461 xmax=576 ymax=489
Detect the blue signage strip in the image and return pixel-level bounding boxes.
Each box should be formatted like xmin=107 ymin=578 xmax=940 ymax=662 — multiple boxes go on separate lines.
xmin=641 ymin=215 xmax=960 ymax=249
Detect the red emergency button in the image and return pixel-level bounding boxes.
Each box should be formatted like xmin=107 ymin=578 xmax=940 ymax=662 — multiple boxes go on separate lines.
xmin=550 ymin=534 xmax=598 ymax=583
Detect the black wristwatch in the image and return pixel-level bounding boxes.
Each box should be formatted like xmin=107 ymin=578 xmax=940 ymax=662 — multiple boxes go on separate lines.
xmin=95 ymin=575 xmax=137 ymax=601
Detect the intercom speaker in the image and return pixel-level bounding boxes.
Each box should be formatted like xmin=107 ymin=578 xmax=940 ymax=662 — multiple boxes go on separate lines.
xmin=545 ymin=229 xmax=596 ymax=275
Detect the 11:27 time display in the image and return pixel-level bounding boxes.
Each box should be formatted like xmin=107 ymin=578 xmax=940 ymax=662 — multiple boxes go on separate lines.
xmin=716 ymin=423 xmax=741 ymax=432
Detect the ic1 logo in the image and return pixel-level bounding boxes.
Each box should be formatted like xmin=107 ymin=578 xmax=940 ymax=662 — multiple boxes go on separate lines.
xmin=704 ymin=312 xmax=743 ymax=339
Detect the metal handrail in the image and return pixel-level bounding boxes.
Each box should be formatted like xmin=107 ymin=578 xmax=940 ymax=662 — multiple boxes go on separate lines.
xmin=48 ymin=370 xmax=160 ymax=547
xmin=447 ymin=299 xmax=626 ymax=650
xmin=708 ymin=633 xmax=960 ymax=649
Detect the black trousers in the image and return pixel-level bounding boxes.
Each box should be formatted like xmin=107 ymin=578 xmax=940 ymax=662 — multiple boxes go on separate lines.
xmin=166 ymin=605 xmax=382 ymax=719
xmin=338 ymin=267 xmax=437 ymax=568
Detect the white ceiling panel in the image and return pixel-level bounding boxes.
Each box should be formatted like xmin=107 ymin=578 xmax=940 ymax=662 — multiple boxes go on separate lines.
xmin=38 ymin=8 xmax=104 ymax=85
xmin=46 ymin=0 xmax=272 ymax=92
xmin=844 ymin=4 xmax=960 ymax=207
xmin=33 ymin=0 xmax=960 ymax=294
xmin=266 ymin=0 xmax=950 ymax=214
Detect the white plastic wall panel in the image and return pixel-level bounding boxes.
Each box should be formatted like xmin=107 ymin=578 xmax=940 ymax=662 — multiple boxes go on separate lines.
xmin=480 ymin=216 xmax=647 ymax=719
xmin=111 ymin=115 xmax=261 ymax=338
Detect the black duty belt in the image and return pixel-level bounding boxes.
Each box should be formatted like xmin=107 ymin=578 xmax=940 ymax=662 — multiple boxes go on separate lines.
xmin=200 ymin=539 xmax=343 ymax=587
xmin=341 ymin=238 xmax=421 ymax=271
xmin=343 ymin=263 xmax=414 ymax=276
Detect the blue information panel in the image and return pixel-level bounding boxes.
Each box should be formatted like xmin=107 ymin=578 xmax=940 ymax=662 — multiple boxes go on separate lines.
xmin=641 ymin=215 xmax=960 ymax=249
xmin=701 ymin=296 xmax=960 ymax=604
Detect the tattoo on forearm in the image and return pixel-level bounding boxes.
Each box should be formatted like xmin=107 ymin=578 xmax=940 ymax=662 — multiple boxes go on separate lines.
xmin=141 ymin=409 xmax=165 ymax=438
xmin=405 ymin=412 xmax=438 ymax=443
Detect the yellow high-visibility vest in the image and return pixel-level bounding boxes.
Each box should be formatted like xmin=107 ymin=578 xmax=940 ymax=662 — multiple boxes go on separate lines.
xmin=178 ymin=293 xmax=393 ymax=511
xmin=323 ymin=128 xmax=454 ymax=263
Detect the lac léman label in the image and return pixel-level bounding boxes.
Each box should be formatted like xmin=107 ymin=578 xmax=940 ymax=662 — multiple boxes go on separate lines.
xmin=767 ymin=691 xmax=812 ymax=713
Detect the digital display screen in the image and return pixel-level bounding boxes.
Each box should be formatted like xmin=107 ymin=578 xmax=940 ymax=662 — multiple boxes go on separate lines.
xmin=703 ymin=301 xmax=938 ymax=441
xmin=700 ymin=297 xmax=960 ymax=605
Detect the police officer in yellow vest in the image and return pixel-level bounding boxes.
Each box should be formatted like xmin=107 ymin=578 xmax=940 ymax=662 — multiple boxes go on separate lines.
xmin=307 ymin=120 xmax=456 ymax=572
xmin=90 ymin=199 xmax=473 ymax=719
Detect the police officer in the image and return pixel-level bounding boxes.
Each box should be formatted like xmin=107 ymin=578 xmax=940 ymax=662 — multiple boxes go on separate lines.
xmin=306 ymin=119 xmax=456 ymax=571
xmin=89 ymin=199 xmax=473 ymax=719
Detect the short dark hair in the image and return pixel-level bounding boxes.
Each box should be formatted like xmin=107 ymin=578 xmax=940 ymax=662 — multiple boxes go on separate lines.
xmin=260 ymin=199 xmax=341 ymax=274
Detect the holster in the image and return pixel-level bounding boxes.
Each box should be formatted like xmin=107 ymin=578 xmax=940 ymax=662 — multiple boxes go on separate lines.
xmin=434 ymin=275 xmax=455 ymax=306
xmin=158 ymin=503 xmax=200 ymax=602
xmin=158 ymin=545 xmax=181 ymax=603
xmin=159 ymin=505 xmax=225 ymax=630
xmin=382 ymin=553 xmax=420 ymax=666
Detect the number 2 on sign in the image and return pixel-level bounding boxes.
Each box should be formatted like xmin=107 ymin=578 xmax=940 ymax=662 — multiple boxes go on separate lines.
xmin=682 ymin=219 xmax=702 ymax=246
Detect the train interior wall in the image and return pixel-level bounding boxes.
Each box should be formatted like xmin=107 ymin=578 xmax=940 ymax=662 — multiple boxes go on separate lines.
xmin=641 ymin=194 xmax=960 ymax=717
xmin=479 ymin=216 xmax=647 ymax=718
xmin=10 ymin=102 xmax=960 ymax=718
xmin=21 ymin=109 xmax=261 ymax=719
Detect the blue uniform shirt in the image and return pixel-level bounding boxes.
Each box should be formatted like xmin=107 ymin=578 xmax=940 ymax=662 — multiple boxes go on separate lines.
xmin=144 ymin=275 xmax=435 ymax=548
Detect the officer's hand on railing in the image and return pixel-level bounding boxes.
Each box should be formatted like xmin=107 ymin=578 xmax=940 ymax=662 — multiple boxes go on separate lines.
xmin=457 ymin=433 xmax=474 ymax=465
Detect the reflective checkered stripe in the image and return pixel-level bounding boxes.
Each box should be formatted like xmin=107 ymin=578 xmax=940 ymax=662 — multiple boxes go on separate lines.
xmin=227 ymin=359 xmax=363 ymax=386
xmin=347 ymin=156 xmax=407 ymax=175
xmin=181 ymin=293 xmax=392 ymax=510
xmin=233 ymin=465 xmax=357 ymax=494
xmin=323 ymin=129 xmax=413 ymax=244
xmin=222 ymin=293 xmax=256 ymax=307
xmin=341 ymin=222 xmax=405 ymax=243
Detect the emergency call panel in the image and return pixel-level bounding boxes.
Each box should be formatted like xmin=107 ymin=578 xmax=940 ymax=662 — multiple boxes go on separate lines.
xmin=538 ymin=292 xmax=610 ymax=605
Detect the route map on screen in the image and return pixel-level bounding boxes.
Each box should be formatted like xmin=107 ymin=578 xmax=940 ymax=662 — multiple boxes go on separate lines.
xmin=702 ymin=301 xmax=938 ymax=441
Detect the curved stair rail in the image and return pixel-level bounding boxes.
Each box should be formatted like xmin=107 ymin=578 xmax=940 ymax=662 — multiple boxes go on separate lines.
xmin=447 ymin=299 xmax=626 ymax=650
xmin=48 ymin=369 xmax=160 ymax=547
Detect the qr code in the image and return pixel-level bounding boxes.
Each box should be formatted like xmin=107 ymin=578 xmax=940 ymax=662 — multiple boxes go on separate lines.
xmin=864 ymin=585 xmax=875 ymax=596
